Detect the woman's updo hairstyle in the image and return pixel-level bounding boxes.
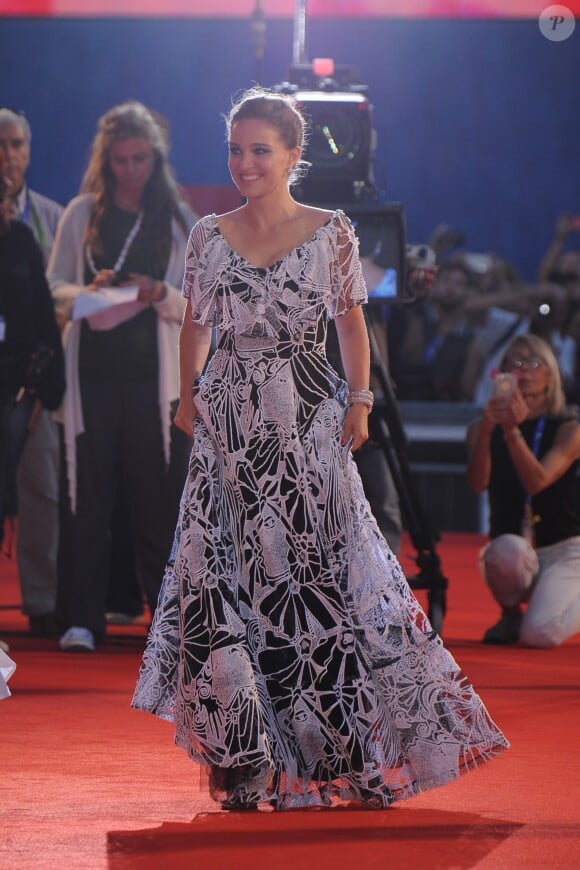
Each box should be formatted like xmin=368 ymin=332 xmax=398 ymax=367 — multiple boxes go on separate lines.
xmin=226 ymin=87 xmax=310 ymax=187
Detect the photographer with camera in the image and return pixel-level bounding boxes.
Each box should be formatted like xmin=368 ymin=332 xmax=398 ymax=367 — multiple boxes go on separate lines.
xmin=0 ymin=170 xmax=65 ymax=552
xmin=466 ymin=333 xmax=580 ymax=648
xmin=388 ymin=259 xmax=485 ymax=402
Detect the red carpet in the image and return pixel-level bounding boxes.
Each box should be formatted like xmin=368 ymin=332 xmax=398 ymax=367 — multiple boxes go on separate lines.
xmin=2 ymin=532 xmax=579 ymax=869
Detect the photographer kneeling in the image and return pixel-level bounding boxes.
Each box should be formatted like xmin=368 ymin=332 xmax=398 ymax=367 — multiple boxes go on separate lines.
xmin=466 ymin=334 xmax=580 ymax=647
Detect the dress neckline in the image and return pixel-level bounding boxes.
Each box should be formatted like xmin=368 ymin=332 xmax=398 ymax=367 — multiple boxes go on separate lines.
xmin=213 ymin=210 xmax=340 ymax=271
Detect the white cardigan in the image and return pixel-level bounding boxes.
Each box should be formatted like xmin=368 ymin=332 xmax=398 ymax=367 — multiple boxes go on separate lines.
xmin=48 ymin=193 xmax=196 ymax=511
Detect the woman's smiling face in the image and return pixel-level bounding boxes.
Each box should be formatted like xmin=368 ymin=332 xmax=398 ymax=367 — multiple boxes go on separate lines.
xmin=228 ymin=118 xmax=300 ymax=199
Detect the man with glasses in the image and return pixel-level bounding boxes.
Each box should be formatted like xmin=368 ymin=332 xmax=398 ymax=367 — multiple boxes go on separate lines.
xmin=0 ymin=109 xmax=64 ymax=637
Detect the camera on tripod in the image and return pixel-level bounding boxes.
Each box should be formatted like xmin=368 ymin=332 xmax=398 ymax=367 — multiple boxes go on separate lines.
xmin=406 ymin=244 xmax=436 ymax=270
xmin=275 ymin=59 xmax=376 ymax=207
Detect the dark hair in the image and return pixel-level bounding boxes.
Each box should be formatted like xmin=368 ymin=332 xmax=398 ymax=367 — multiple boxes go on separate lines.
xmin=82 ymin=101 xmax=188 ymax=256
xmin=226 ymin=87 xmax=309 ymax=186
xmin=437 ymin=259 xmax=472 ymax=283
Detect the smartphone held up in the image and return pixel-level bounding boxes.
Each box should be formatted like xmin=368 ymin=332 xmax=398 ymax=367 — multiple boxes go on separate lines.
xmin=492 ymin=372 xmax=518 ymax=400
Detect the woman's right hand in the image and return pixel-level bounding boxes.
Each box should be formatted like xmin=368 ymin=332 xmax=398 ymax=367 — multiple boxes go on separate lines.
xmin=173 ymin=398 xmax=197 ymax=437
xmin=89 ymin=269 xmax=116 ymax=290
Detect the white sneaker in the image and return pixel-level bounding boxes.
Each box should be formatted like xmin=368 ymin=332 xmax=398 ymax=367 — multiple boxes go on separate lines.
xmin=59 ymin=626 xmax=95 ymax=652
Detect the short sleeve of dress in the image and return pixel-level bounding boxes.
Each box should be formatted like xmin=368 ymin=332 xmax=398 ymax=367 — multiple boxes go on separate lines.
xmin=327 ymin=211 xmax=368 ymax=319
xmin=182 ymin=215 xmax=217 ymax=325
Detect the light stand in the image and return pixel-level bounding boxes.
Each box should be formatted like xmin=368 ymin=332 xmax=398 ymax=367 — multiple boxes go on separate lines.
xmin=293 ymin=0 xmax=307 ymax=64
xmin=251 ymin=0 xmax=266 ymax=84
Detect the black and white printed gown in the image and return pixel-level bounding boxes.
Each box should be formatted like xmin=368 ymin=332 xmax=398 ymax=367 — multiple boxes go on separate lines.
xmin=133 ymin=210 xmax=508 ymax=809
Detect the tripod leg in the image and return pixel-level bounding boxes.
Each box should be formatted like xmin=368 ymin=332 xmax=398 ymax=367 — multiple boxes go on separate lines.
xmin=364 ymin=308 xmax=449 ymax=634
xmin=427 ymin=588 xmax=446 ymax=635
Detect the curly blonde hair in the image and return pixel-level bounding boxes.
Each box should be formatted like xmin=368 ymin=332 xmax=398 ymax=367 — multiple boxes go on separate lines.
xmin=81 ymin=101 xmax=187 ymax=256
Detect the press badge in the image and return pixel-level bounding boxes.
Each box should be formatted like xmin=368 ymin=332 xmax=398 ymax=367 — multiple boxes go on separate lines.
xmin=0 ymin=315 xmax=6 ymax=343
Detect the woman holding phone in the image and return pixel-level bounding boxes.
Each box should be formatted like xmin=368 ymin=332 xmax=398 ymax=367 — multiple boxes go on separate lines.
xmin=467 ymin=333 xmax=580 ymax=647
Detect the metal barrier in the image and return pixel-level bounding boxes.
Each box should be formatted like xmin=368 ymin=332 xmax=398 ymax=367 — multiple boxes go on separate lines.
xmin=398 ymin=401 xmax=486 ymax=533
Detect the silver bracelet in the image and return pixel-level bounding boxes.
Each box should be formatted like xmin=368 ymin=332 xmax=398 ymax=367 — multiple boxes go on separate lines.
xmin=346 ymin=389 xmax=374 ymax=412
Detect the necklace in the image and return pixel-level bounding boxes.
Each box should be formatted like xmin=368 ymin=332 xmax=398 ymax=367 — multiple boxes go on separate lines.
xmin=85 ymin=211 xmax=143 ymax=279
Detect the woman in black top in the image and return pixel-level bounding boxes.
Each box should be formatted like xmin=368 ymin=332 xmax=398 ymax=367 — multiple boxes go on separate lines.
xmin=467 ymin=333 xmax=580 ymax=647
xmin=48 ymin=102 xmax=195 ymax=652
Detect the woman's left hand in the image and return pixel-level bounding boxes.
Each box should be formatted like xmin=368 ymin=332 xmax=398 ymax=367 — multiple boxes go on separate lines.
xmin=121 ymin=273 xmax=167 ymax=304
xmin=341 ymin=403 xmax=370 ymax=452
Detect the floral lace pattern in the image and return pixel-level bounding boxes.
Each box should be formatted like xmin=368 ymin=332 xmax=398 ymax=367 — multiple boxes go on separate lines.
xmin=133 ymin=211 xmax=508 ymax=808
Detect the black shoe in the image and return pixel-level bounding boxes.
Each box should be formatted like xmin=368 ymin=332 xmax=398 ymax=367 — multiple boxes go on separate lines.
xmin=29 ymin=613 xmax=59 ymax=637
xmin=483 ymin=612 xmax=522 ymax=645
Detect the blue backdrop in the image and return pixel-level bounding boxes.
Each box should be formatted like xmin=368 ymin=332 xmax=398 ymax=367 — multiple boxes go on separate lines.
xmin=1 ymin=16 xmax=579 ymax=279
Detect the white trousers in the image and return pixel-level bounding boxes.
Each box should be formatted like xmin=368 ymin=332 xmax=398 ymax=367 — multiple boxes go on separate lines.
xmin=480 ymin=533 xmax=580 ymax=648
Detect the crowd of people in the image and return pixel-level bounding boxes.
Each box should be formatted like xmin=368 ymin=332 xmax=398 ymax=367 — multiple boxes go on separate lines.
xmin=387 ymin=217 xmax=580 ymax=406
xmin=0 ymin=88 xmax=578 ymax=724
xmin=385 ymin=218 xmax=580 ymax=651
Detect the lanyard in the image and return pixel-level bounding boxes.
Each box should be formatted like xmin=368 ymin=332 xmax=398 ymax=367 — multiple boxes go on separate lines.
xmin=524 ymin=414 xmax=546 ymax=506
xmin=85 ymin=211 xmax=143 ymax=280
xmin=522 ymin=414 xmax=547 ymax=539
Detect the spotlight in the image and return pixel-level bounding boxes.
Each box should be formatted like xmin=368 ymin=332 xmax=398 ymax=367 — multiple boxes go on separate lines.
xmin=276 ymin=61 xmax=376 ymax=206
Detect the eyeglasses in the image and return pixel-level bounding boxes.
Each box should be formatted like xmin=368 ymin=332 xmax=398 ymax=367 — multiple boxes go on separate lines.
xmin=505 ymin=356 xmax=544 ymax=370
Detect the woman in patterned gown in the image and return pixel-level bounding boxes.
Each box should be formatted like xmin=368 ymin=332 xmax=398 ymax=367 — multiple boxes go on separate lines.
xmin=133 ymin=87 xmax=508 ymax=810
